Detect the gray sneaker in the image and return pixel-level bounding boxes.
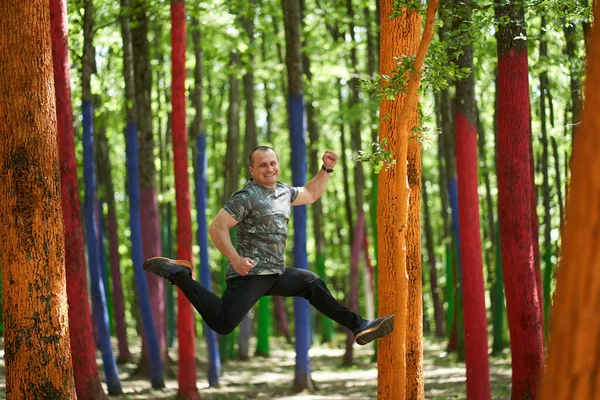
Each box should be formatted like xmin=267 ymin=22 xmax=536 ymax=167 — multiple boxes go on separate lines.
xmin=353 ymin=315 xmax=395 ymax=345
xmin=142 ymin=257 xmax=192 ymax=284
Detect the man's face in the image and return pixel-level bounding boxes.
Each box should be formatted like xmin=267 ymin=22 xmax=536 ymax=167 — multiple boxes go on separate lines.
xmin=249 ymin=149 xmax=280 ymax=188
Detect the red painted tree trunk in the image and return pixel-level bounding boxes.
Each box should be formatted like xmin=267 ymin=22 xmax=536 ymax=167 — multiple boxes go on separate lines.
xmin=453 ymin=1 xmax=491 ymax=398
xmin=495 ymin=2 xmax=545 ymax=398
xmin=171 ymin=1 xmax=199 ymax=398
xmin=49 ymin=0 xmax=106 ymax=397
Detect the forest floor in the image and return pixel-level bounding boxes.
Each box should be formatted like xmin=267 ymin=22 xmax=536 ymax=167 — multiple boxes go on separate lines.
xmin=0 ymin=335 xmax=512 ymax=399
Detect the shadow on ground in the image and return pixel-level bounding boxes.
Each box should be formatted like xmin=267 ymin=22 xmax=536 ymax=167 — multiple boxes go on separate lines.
xmin=0 ymin=335 xmax=511 ymax=399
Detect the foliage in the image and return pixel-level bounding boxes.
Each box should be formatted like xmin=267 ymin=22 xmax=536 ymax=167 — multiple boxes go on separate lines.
xmin=355 ymin=138 xmax=397 ymax=174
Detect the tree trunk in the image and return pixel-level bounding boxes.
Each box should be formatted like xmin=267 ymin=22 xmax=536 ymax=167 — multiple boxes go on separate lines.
xmin=81 ymin=0 xmax=123 ymax=393
xmin=406 ymin=134 xmax=423 ymax=399
xmin=495 ymin=1 xmax=545 ymax=397
xmin=422 ymin=176 xmax=444 ymax=337
xmin=282 ymin=0 xmax=315 ymax=392
xmin=564 ymin=13 xmax=582 ymax=138
xmin=539 ymin=14 xmax=554 ymax=332
xmin=453 ymin=1 xmax=491 ymax=397
xmin=171 ymin=1 xmax=199 ymax=398
xmin=219 ymin=50 xmax=242 ymax=363
xmin=551 ymin=137 xmax=565 ymax=235
xmin=541 ymin=8 xmax=600 ymax=396
xmin=0 ymin=2 xmax=77 ymax=397
xmin=238 ymin=3 xmax=257 ymax=360
xmin=300 ymin=0 xmax=334 ymax=344
xmin=190 ymin=14 xmax=221 ymax=387
xmin=49 ymin=0 xmax=107 ymax=396
xmin=377 ymin=1 xmax=437 ymax=398
xmin=96 ymin=121 xmax=130 ymax=364
xmin=133 ymin=0 xmax=167 ymax=368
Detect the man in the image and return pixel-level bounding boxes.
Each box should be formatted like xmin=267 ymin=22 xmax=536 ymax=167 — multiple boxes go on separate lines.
xmin=144 ymin=146 xmax=394 ymax=345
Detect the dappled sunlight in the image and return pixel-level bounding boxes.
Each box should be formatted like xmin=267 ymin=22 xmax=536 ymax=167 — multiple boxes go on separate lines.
xmin=0 ymin=336 xmax=511 ymax=399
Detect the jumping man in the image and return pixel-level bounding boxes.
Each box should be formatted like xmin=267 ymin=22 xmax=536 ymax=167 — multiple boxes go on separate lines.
xmin=143 ymin=146 xmax=394 ymax=345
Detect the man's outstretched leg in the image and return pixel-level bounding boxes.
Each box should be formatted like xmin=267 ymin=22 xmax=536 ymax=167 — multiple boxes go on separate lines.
xmin=143 ymin=257 xmax=276 ymax=335
xmin=266 ymin=268 xmax=395 ymax=345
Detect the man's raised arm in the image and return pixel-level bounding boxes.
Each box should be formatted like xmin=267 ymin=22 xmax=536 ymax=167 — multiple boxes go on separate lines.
xmin=292 ymin=150 xmax=339 ymax=206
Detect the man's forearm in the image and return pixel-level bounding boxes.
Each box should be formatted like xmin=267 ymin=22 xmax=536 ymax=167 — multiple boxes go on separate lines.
xmin=208 ymin=225 xmax=240 ymax=264
xmin=304 ymin=169 xmax=331 ymax=202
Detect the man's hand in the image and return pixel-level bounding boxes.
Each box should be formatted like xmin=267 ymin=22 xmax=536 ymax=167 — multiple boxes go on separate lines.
xmin=322 ymin=150 xmax=339 ymax=170
xmin=232 ymin=256 xmax=255 ymax=276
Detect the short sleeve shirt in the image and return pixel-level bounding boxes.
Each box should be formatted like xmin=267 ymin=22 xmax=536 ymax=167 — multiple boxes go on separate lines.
xmin=223 ymin=180 xmax=299 ymax=280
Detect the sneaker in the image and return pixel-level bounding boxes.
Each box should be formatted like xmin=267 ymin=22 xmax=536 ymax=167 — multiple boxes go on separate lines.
xmin=142 ymin=257 xmax=192 ymax=284
xmin=353 ymin=315 xmax=395 ymax=345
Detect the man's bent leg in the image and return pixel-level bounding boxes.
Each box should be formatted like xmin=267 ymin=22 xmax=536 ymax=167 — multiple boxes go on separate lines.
xmin=174 ymin=273 xmax=276 ymax=334
xmin=265 ymin=268 xmax=363 ymax=330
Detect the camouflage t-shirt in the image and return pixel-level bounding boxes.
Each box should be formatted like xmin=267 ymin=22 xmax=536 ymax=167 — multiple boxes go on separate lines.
xmin=223 ymin=180 xmax=299 ymax=280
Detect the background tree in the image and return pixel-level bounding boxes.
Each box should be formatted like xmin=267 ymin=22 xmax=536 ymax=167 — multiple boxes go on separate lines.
xmin=453 ymin=0 xmax=491 ymax=398
xmin=191 ymin=12 xmax=221 ymax=387
xmin=171 ymin=1 xmax=200 ymax=398
xmin=495 ymin=0 xmax=545 ymax=397
xmin=81 ymin=0 xmax=122 ymax=393
xmin=282 ymin=0 xmax=314 ymax=392
xmin=50 ymin=0 xmax=107 ymax=397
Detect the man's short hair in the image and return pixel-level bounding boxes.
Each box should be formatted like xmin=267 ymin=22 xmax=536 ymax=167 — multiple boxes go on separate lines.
xmin=248 ymin=146 xmax=278 ymax=166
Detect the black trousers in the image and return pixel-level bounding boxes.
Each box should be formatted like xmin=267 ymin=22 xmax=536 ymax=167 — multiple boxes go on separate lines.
xmin=173 ymin=268 xmax=364 ymax=335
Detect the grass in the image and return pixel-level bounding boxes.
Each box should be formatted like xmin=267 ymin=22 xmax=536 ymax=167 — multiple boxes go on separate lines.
xmin=0 ymin=334 xmax=512 ymax=399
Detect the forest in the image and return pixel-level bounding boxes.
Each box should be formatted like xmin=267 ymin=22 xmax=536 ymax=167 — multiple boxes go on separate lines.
xmin=0 ymin=0 xmax=598 ymax=399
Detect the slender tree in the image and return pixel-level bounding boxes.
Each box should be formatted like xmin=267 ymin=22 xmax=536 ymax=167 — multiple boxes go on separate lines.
xmin=96 ymin=113 xmax=130 ymax=363
xmin=81 ymin=0 xmax=122 ymax=393
xmin=191 ymin=13 xmax=221 ymax=387
xmin=564 ymin=10 xmax=582 ymax=138
xmin=405 ymin=61 xmax=424 ymax=400
xmin=453 ymin=0 xmax=491 ymax=397
xmin=49 ymin=0 xmax=107 ymax=396
xmin=539 ymin=14 xmax=554 ymax=330
xmin=171 ymin=1 xmax=200 ymax=398
xmin=238 ymin=1 xmax=258 ymax=360
xmin=220 ymin=49 xmax=242 ymax=362
xmin=300 ymin=0 xmax=334 ymax=345
xmin=422 ymin=177 xmax=444 ymax=337
xmin=495 ymin=1 xmax=545 ymax=397
xmin=0 ymin=2 xmax=76 ymax=397
xmin=541 ymin=6 xmax=600 ymax=396
xmin=282 ymin=0 xmax=314 ymax=391
xmin=132 ymin=0 xmax=168 ymax=367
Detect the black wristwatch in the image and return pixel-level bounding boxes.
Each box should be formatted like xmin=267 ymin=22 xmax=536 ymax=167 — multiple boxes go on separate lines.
xmin=321 ymin=164 xmax=334 ymax=173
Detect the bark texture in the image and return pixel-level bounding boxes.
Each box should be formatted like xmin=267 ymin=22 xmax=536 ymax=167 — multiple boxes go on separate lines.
xmin=495 ymin=1 xmax=545 ymax=398
xmin=541 ymin=4 xmax=600 ymax=397
xmin=0 ymin=1 xmax=76 ymax=397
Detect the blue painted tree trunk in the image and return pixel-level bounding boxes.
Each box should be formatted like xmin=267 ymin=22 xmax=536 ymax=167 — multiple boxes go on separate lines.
xmin=448 ymin=178 xmax=462 ymax=283
xmin=97 ymin=200 xmax=114 ymax=334
xmin=195 ymin=133 xmax=221 ymax=387
xmin=124 ymin=122 xmax=165 ymax=388
xmin=82 ymin=100 xmax=122 ymax=395
xmin=289 ymin=93 xmax=312 ymax=388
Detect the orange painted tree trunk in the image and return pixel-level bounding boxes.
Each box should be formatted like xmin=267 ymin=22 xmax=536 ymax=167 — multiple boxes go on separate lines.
xmin=541 ymin=5 xmax=600 ymax=399
xmin=377 ymin=2 xmax=437 ymax=399
xmin=0 ymin=1 xmax=76 ymax=398
xmin=495 ymin=1 xmax=544 ymax=398
xmin=49 ymin=0 xmax=107 ymax=397
xmin=406 ymin=134 xmax=423 ymax=399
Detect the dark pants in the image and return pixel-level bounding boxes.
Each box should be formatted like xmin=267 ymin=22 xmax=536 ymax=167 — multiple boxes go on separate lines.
xmin=173 ymin=268 xmax=364 ymax=335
